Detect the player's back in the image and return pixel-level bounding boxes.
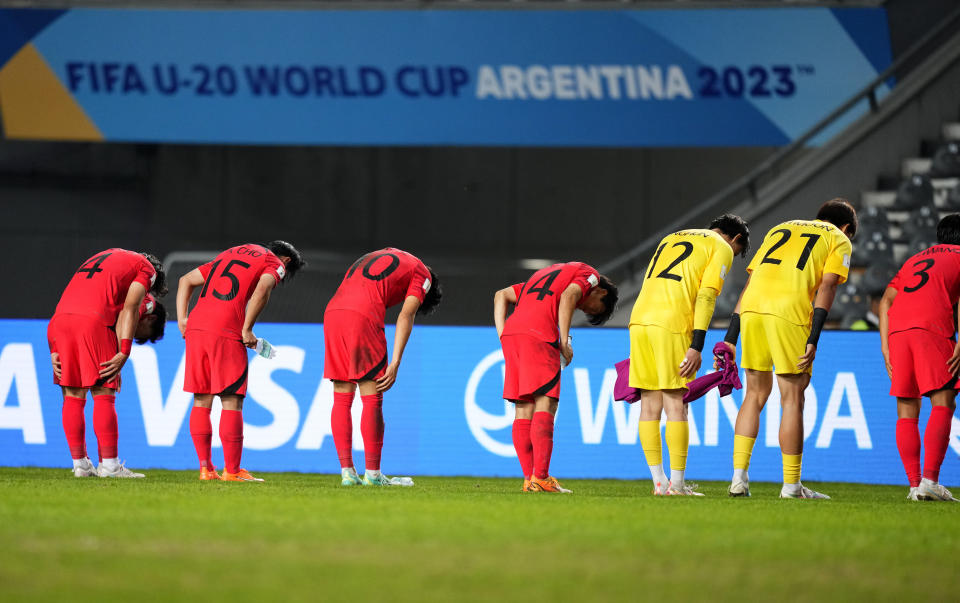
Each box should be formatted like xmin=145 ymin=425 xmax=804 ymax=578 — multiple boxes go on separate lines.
xmin=54 ymin=248 xmax=156 ymax=326
xmin=888 ymin=244 xmax=960 ymax=338
xmin=503 ymin=262 xmax=599 ymax=343
xmin=325 ymin=247 xmax=431 ymax=325
xmin=741 ymin=219 xmax=851 ymax=326
xmin=186 ymin=244 xmax=285 ymax=340
xmin=630 ymin=229 xmax=733 ymax=334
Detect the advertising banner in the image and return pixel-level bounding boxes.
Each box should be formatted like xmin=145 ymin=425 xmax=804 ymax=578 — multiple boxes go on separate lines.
xmin=1 ymin=320 xmax=956 ymax=486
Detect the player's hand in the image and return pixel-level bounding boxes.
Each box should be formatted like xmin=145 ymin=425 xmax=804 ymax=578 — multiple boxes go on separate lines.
xmin=881 ymin=346 xmax=893 ymax=379
xmin=241 ymin=328 xmax=257 ymax=349
xmin=98 ymin=352 xmax=128 ymax=380
xmin=376 ymin=362 xmax=400 ymax=393
xmin=561 ymin=341 xmax=574 ymax=367
xmin=178 ymin=317 xmax=188 ymax=338
xmin=796 ymin=344 xmax=816 ymax=371
xmin=51 ymin=353 xmax=61 ymax=380
xmin=679 ymin=348 xmax=701 ymax=378
xmin=946 ymin=342 xmax=960 ymax=376
xmin=714 ymin=342 xmax=735 ymax=369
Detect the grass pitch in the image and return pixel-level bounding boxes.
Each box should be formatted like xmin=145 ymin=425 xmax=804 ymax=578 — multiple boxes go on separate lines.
xmin=0 ymin=469 xmax=957 ymax=602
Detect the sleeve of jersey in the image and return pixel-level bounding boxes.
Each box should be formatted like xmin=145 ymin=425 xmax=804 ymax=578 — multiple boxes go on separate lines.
xmin=405 ymin=264 xmax=430 ymax=302
xmin=268 ymin=258 xmax=284 ymax=288
xmin=700 ymin=243 xmax=734 ymax=293
xmin=888 ymin=272 xmax=901 ymax=291
xmin=572 ymin=268 xmax=600 ymax=304
xmin=823 ymin=234 xmax=853 ymax=283
xmin=511 ymin=284 xmax=524 ymax=300
xmin=133 ymin=259 xmax=156 ymax=289
xmin=198 ymin=261 xmax=214 ymax=280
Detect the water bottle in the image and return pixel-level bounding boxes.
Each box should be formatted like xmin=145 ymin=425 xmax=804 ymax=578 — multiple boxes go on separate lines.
xmin=255 ymin=338 xmax=276 ymax=359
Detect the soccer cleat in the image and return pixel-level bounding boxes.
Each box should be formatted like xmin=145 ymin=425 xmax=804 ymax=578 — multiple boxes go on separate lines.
xmin=97 ymin=461 xmax=145 ymax=479
xmin=362 ymin=472 xmax=414 ymax=486
xmin=72 ymin=457 xmax=97 ymax=478
xmin=667 ymin=481 xmax=705 ymax=496
xmin=728 ymin=477 xmax=751 ymax=498
xmin=652 ymin=481 xmax=667 ymax=496
xmin=779 ymin=483 xmax=830 ymax=499
xmin=341 ymin=467 xmax=362 ymax=486
xmin=917 ymin=479 xmax=958 ymax=502
xmin=199 ymin=466 xmax=222 ymax=481
xmin=222 ymin=469 xmax=264 ymax=482
xmin=522 ymin=478 xmax=535 ymax=492
xmin=530 ymin=476 xmax=572 ymax=493
xmin=907 ymin=487 xmax=920 ymax=501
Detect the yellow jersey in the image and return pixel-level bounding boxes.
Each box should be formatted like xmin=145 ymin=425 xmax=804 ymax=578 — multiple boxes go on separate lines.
xmin=740 ymin=219 xmax=852 ymax=326
xmin=629 ymin=229 xmax=733 ymax=335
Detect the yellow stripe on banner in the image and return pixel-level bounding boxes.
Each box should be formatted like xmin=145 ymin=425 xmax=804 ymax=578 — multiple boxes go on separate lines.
xmin=0 ymin=43 xmax=102 ymax=141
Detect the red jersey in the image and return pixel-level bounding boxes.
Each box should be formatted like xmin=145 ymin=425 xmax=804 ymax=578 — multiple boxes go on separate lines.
xmin=139 ymin=293 xmax=156 ymax=318
xmin=53 ymin=248 xmax=156 ymax=326
xmin=888 ymin=244 xmax=960 ymax=338
xmin=502 ymin=262 xmax=600 ymax=343
xmin=325 ymin=248 xmax=432 ymax=326
xmin=185 ymin=244 xmax=285 ymax=340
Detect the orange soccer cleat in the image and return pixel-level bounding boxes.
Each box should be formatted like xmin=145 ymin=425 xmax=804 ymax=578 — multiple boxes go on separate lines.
xmin=523 ymin=478 xmax=536 ymax=492
xmin=199 ymin=466 xmax=222 ymax=481
xmin=529 ymin=476 xmax=572 ymax=493
xmin=221 ymin=468 xmax=264 ymax=482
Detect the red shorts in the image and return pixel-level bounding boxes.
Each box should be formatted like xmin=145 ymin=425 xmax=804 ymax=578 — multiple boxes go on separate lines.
xmin=889 ymin=328 xmax=958 ymax=398
xmin=323 ymin=309 xmax=388 ymax=382
xmin=47 ymin=314 xmax=121 ymax=390
xmin=501 ymin=334 xmax=562 ymax=402
xmin=184 ymin=330 xmax=249 ymax=396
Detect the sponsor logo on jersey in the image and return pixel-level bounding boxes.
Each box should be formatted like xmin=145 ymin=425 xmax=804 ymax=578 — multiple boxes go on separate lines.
xmin=587 ymin=274 xmax=599 ymax=287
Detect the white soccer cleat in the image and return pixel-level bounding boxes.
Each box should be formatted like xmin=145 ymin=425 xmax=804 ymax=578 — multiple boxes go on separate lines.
xmin=652 ymin=480 xmax=668 ymax=496
xmin=917 ymin=479 xmax=958 ymax=502
xmin=71 ymin=457 xmax=97 ymax=478
xmin=667 ymin=481 xmax=705 ymax=496
xmin=907 ymin=487 xmax=920 ymax=501
xmin=728 ymin=477 xmax=751 ymax=498
xmin=780 ymin=483 xmax=829 ymax=499
xmin=97 ymin=461 xmax=145 ymax=479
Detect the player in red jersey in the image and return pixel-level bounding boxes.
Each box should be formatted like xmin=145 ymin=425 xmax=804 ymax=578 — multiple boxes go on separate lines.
xmin=493 ymin=262 xmax=618 ymax=493
xmin=323 ymin=248 xmax=442 ymax=486
xmin=880 ymin=214 xmax=960 ymax=502
xmin=177 ymin=241 xmax=305 ymax=482
xmin=47 ymin=249 xmax=167 ymax=478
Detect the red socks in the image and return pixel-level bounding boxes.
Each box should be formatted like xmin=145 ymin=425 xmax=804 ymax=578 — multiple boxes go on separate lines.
xmin=361 ymin=394 xmax=384 ymax=471
xmin=512 ymin=419 xmax=533 ymax=479
xmin=923 ymin=406 xmax=954 ymax=482
xmin=190 ymin=406 xmax=213 ymax=469
xmin=896 ymin=417 xmax=921 ymax=487
xmin=92 ymin=394 xmax=118 ymax=460
xmin=61 ymin=395 xmax=87 ymax=459
xmin=220 ymin=409 xmax=244 ymax=474
xmin=531 ymin=411 xmax=555 ymax=480
xmin=331 ymin=392 xmax=355 ymax=468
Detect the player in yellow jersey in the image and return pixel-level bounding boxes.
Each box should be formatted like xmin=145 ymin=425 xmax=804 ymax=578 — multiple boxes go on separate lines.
xmin=629 ymin=215 xmax=750 ymax=495
xmin=722 ymin=199 xmax=856 ymax=499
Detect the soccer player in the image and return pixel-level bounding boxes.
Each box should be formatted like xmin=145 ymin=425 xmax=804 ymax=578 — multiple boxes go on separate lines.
xmin=494 ymin=263 xmax=618 ymax=493
xmin=47 ymin=248 xmax=167 ymax=478
xmin=880 ymin=214 xmax=960 ymax=502
xmin=177 ymin=241 xmax=305 ymax=482
xmin=629 ymin=215 xmax=750 ymax=496
xmin=324 ymin=248 xmax=442 ymax=486
xmin=724 ymin=199 xmax=856 ymax=499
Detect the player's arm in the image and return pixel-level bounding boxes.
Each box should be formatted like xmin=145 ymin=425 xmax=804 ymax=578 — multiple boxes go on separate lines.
xmin=176 ymin=268 xmax=206 ymax=337
xmin=493 ymin=285 xmax=519 ymax=338
xmin=797 ymin=271 xmax=842 ymax=370
xmin=680 ymin=286 xmax=718 ymax=378
xmin=558 ymin=283 xmax=583 ymax=366
xmin=376 ymin=295 xmax=421 ymax=393
xmin=99 ymin=281 xmax=147 ymax=380
xmin=241 ymin=273 xmax=277 ymax=348
xmin=948 ymin=295 xmax=960 ymax=376
xmin=878 ymin=286 xmax=897 ymax=379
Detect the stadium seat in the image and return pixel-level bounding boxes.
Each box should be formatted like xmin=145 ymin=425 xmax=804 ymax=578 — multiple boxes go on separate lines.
xmin=945 ymin=183 xmax=960 ymax=210
xmin=908 ymin=234 xmax=938 ymax=256
xmin=860 ymin=257 xmax=898 ymax=295
xmin=857 ymin=205 xmax=890 ymax=233
xmin=899 ymin=205 xmax=939 ymax=242
xmin=891 ymin=173 xmax=935 ymax=210
xmin=930 ymin=142 xmax=960 ymax=178
xmin=832 ymin=282 xmax=868 ymax=324
xmin=851 ymin=229 xmax=894 ymax=268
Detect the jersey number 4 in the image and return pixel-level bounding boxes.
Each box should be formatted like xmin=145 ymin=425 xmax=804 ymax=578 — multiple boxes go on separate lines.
xmin=75 ymin=253 xmax=113 ymax=279
xmin=200 ymin=259 xmax=251 ymax=301
xmin=647 ymin=242 xmax=694 ymax=282
xmin=759 ymin=229 xmax=820 ymax=271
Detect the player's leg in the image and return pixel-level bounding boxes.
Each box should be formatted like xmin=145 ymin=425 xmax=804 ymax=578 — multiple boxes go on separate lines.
xmin=529 ymin=395 xmax=570 ymax=493
xmin=190 ymin=394 xmax=220 ymax=480
xmin=184 ymin=331 xmax=220 ymax=479
xmin=729 ymin=369 xmax=772 ymax=496
xmin=90 ymin=385 xmax=144 ymax=478
xmin=513 ymin=402 xmax=535 ymax=490
xmin=638 ymin=390 xmax=667 ymax=494
xmin=663 ymin=390 xmax=702 ymax=496
xmin=895 ymin=398 xmax=922 ymax=499
xmin=330 ymin=379 xmax=361 ymax=485
xmin=918 ymin=389 xmax=958 ymax=501
xmin=776 ymin=372 xmax=827 ymax=499
xmin=356 ymin=378 xmax=393 ymax=486
xmin=61 ymin=386 xmax=96 ymax=476
xmin=219 ymin=394 xmax=262 ymax=482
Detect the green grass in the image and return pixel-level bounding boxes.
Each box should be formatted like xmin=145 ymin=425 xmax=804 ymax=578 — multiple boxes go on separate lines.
xmin=0 ymin=469 xmax=957 ymax=602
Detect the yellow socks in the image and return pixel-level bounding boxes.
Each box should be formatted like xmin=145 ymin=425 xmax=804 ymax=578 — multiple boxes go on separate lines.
xmin=782 ymin=453 xmax=802 ymax=485
xmin=733 ymin=435 xmax=756 ymax=471
xmin=665 ymin=421 xmax=690 ymax=486
xmin=638 ymin=420 xmax=667 ymax=485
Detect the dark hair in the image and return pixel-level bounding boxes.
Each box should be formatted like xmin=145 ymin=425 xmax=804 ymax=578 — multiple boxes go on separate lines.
xmin=936 ymin=213 xmax=960 ymax=245
xmin=418 ymin=269 xmax=443 ymax=316
xmin=135 ymin=299 xmax=167 ymax=345
xmin=587 ymin=275 xmax=619 ymax=326
xmin=140 ymin=253 xmax=168 ymax=296
xmin=265 ymin=240 xmax=306 ymax=281
xmin=708 ymin=214 xmax=751 ymax=257
xmin=816 ymin=198 xmax=858 ymax=240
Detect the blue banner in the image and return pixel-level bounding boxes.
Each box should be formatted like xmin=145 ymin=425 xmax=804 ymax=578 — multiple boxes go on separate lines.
xmin=1 ymin=319 xmax=956 ymax=486
xmin=0 ymin=7 xmax=891 ymax=146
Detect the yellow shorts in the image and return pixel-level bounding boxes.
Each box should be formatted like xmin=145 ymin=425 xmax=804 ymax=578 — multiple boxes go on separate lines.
xmin=740 ymin=312 xmax=812 ymax=375
xmin=628 ymin=324 xmax=691 ymax=391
